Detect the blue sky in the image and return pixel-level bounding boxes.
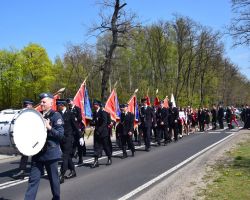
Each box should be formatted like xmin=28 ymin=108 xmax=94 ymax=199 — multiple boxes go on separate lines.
xmin=1 ymin=0 xmax=249 ymax=79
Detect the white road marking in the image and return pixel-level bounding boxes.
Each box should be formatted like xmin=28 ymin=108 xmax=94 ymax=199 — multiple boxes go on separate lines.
xmin=0 ymin=145 xmax=145 ymax=190
xmin=118 ymin=133 xmax=235 ymax=200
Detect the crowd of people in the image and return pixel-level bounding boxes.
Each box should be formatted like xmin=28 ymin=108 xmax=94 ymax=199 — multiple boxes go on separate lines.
xmin=10 ymin=93 xmax=250 ymax=200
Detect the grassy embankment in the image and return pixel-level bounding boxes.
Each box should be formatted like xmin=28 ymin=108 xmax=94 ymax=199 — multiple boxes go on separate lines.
xmin=199 ymin=138 xmax=250 ymax=200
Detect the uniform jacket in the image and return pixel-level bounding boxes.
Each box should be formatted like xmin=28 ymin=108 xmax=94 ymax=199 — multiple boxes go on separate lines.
xmin=70 ymin=105 xmax=85 ymax=133
xmin=33 ymin=109 xmax=64 ymax=161
xmin=60 ymin=109 xmax=81 ymax=139
xmin=91 ymin=108 xmax=109 ymax=138
xmin=117 ymin=112 xmax=134 ymax=136
xmin=139 ymin=106 xmax=156 ymax=128
xmin=156 ymin=107 xmax=169 ymax=127
xmin=168 ymin=107 xmax=179 ymax=125
xmin=217 ymin=107 xmax=224 ymax=119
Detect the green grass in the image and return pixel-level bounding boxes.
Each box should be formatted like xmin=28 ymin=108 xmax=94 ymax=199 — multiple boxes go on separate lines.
xmin=200 ymin=140 xmax=250 ymax=200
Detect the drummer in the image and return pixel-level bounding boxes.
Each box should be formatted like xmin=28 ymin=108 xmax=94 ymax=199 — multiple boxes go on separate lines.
xmin=12 ymin=99 xmax=34 ymax=179
xmin=24 ymin=93 xmax=64 ymax=200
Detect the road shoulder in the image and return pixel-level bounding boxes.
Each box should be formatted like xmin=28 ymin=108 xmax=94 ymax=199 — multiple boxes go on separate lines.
xmin=134 ymin=129 xmax=250 ymax=200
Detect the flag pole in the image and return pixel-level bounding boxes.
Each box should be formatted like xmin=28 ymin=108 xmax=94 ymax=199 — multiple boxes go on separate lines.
xmin=134 ymin=88 xmax=138 ymax=94
xmin=53 ymin=87 xmax=65 ymax=96
xmin=113 ymin=81 xmax=118 ymax=90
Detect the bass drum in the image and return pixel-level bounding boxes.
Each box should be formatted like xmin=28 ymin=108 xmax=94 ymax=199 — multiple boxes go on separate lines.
xmin=0 ymin=109 xmax=20 ymax=147
xmin=9 ymin=108 xmax=47 ymax=156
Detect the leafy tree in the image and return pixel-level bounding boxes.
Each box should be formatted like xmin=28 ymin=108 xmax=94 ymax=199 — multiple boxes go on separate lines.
xmin=21 ymin=43 xmax=54 ymax=102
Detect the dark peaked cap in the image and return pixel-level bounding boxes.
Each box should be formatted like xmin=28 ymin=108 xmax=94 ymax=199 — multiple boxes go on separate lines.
xmin=66 ymin=98 xmax=73 ymax=103
xmin=120 ymin=104 xmax=128 ymax=108
xmin=23 ymin=99 xmax=34 ymax=105
xmin=93 ymin=99 xmax=101 ymax=106
xmin=39 ymin=92 xmax=53 ymax=99
xmin=56 ymin=99 xmax=67 ymax=106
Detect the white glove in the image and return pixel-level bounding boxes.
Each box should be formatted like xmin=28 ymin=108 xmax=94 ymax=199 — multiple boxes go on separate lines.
xmin=79 ymin=138 xmax=85 ymax=146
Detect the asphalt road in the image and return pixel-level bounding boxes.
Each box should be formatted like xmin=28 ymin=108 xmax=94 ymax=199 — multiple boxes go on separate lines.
xmin=0 ymin=127 xmax=240 ymax=200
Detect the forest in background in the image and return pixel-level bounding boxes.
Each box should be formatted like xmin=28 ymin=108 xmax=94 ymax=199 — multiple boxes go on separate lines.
xmin=0 ymin=13 xmax=250 ymax=110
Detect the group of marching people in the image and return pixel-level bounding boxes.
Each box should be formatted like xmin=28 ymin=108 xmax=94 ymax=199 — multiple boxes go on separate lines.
xmin=11 ymin=92 xmax=250 ymax=200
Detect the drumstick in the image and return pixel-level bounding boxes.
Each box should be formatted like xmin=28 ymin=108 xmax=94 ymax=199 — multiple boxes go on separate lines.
xmin=87 ymin=129 xmax=93 ymax=140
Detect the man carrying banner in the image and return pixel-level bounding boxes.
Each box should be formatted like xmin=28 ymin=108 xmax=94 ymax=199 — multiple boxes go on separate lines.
xmin=168 ymin=102 xmax=179 ymax=142
xmin=66 ymin=98 xmax=86 ymax=164
xmin=156 ymin=100 xmax=169 ymax=146
xmin=139 ymin=98 xmax=156 ymax=152
xmin=117 ymin=104 xmax=135 ymax=158
xmin=91 ymin=100 xmax=112 ymax=168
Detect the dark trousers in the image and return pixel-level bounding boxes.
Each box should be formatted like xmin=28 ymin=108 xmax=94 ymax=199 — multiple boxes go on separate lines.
xmin=61 ymin=153 xmax=75 ymax=173
xmin=218 ymin=118 xmax=224 ymax=129
xmin=20 ymin=155 xmax=29 ymax=170
xmin=142 ymin=126 xmax=151 ymax=149
xmin=25 ymin=159 xmax=60 ymax=200
xmin=94 ymin=136 xmax=112 ymax=158
xmin=60 ymin=137 xmax=75 ymax=173
xmin=73 ymin=136 xmax=86 ymax=162
xmin=157 ymin=126 xmax=168 ymax=144
xmin=121 ymin=134 xmax=135 ymax=154
xmin=169 ymin=123 xmax=178 ymax=141
xmin=212 ymin=119 xmax=217 ymax=129
xmin=199 ymin=121 xmax=205 ymax=131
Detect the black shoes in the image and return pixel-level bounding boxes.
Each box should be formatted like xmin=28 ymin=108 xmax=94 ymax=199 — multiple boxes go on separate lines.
xmin=77 ymin=160 xmax=83 ymax=165
xmin=13 ymin=170 xmax=25 ymax=179
xmin=131 ymin=151 xmax=135 ymax=157
xmin=121 ymin=153 xmax=128 ymax=159
xmin=145 ymin=148 xmax=150 ymax=152
xmin=91 ymin=158 xmax=99 ymax=168
xmin=106 ymin=157 xmax=112 ymax=166
xmin=59 ymin=173 xmax=65 ymax=184
xmin=66 ymin=170 xmax=77 ymax=179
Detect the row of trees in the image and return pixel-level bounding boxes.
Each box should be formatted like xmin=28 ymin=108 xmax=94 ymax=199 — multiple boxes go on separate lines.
xmin=0 ymin=1 xmax=249 ymax=110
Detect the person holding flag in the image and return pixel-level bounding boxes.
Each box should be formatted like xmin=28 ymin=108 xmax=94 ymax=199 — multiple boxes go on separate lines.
xmin=117 ymin=103 xmax=135 ymax=158
xmin=156 ymin=100 xmax=169 ymax=146
xmin=66 ymin=98 xmax=86 ymax=165
xmin=91 ymin=100 xmax=112 ymax=168
xmin=70 ymin=78 xmax=92 ymax=164
xmin=139 ymin=98 xmax=156 ymax=152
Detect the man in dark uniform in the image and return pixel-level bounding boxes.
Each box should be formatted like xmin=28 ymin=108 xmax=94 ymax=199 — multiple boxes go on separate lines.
xmin=117 ymin=104 xmax=135 ymax=158
xmin=211 ymin=105 xmax=217 ymax=130
xmin=24 ymin=93 xmax=64 ymax=200
xmin=66 ymin=98 xmax=86 ymax=164
xmin=168 ymin=102 xmax=179 ymax=142
xmin=139 ymin=98 xmax=156 ymax=152
xmin=244 ymin=104 xmax=250 ymax=129
xmin=91 ymin=100 xmax=112 ymax=168
xmin=156 ymin=100 xmax=169 ymax=145
xmin=13 ymin=99 xmax=34 ymax=179
xmin=240 ymin=105 xmax=246 ymax=127
xmin=225 ymin=106 xmax=232 ymax=129
xmin=56 ymin=99 xmax=84 ymax=184
xmin=217 ymin=105 xmax=224 ymax=129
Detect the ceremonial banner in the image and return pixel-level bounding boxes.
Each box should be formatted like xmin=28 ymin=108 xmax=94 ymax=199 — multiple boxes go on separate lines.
xmin=154 ymin=97 xmax=160 ymax=107
xmin=104 ymin=89 xmax=121 ymax=121
xmin=145 ymin=95 xmax=151 ymax=106
xmin=73 ymin=81 xmax=92 ymax=126
xmin=127 ymin=94 xmax=139 ymax=124
xmin=171 ymin=93 xmax=176 ymax=107
xmin=163 ymin=96 xmax=169 ymax=108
